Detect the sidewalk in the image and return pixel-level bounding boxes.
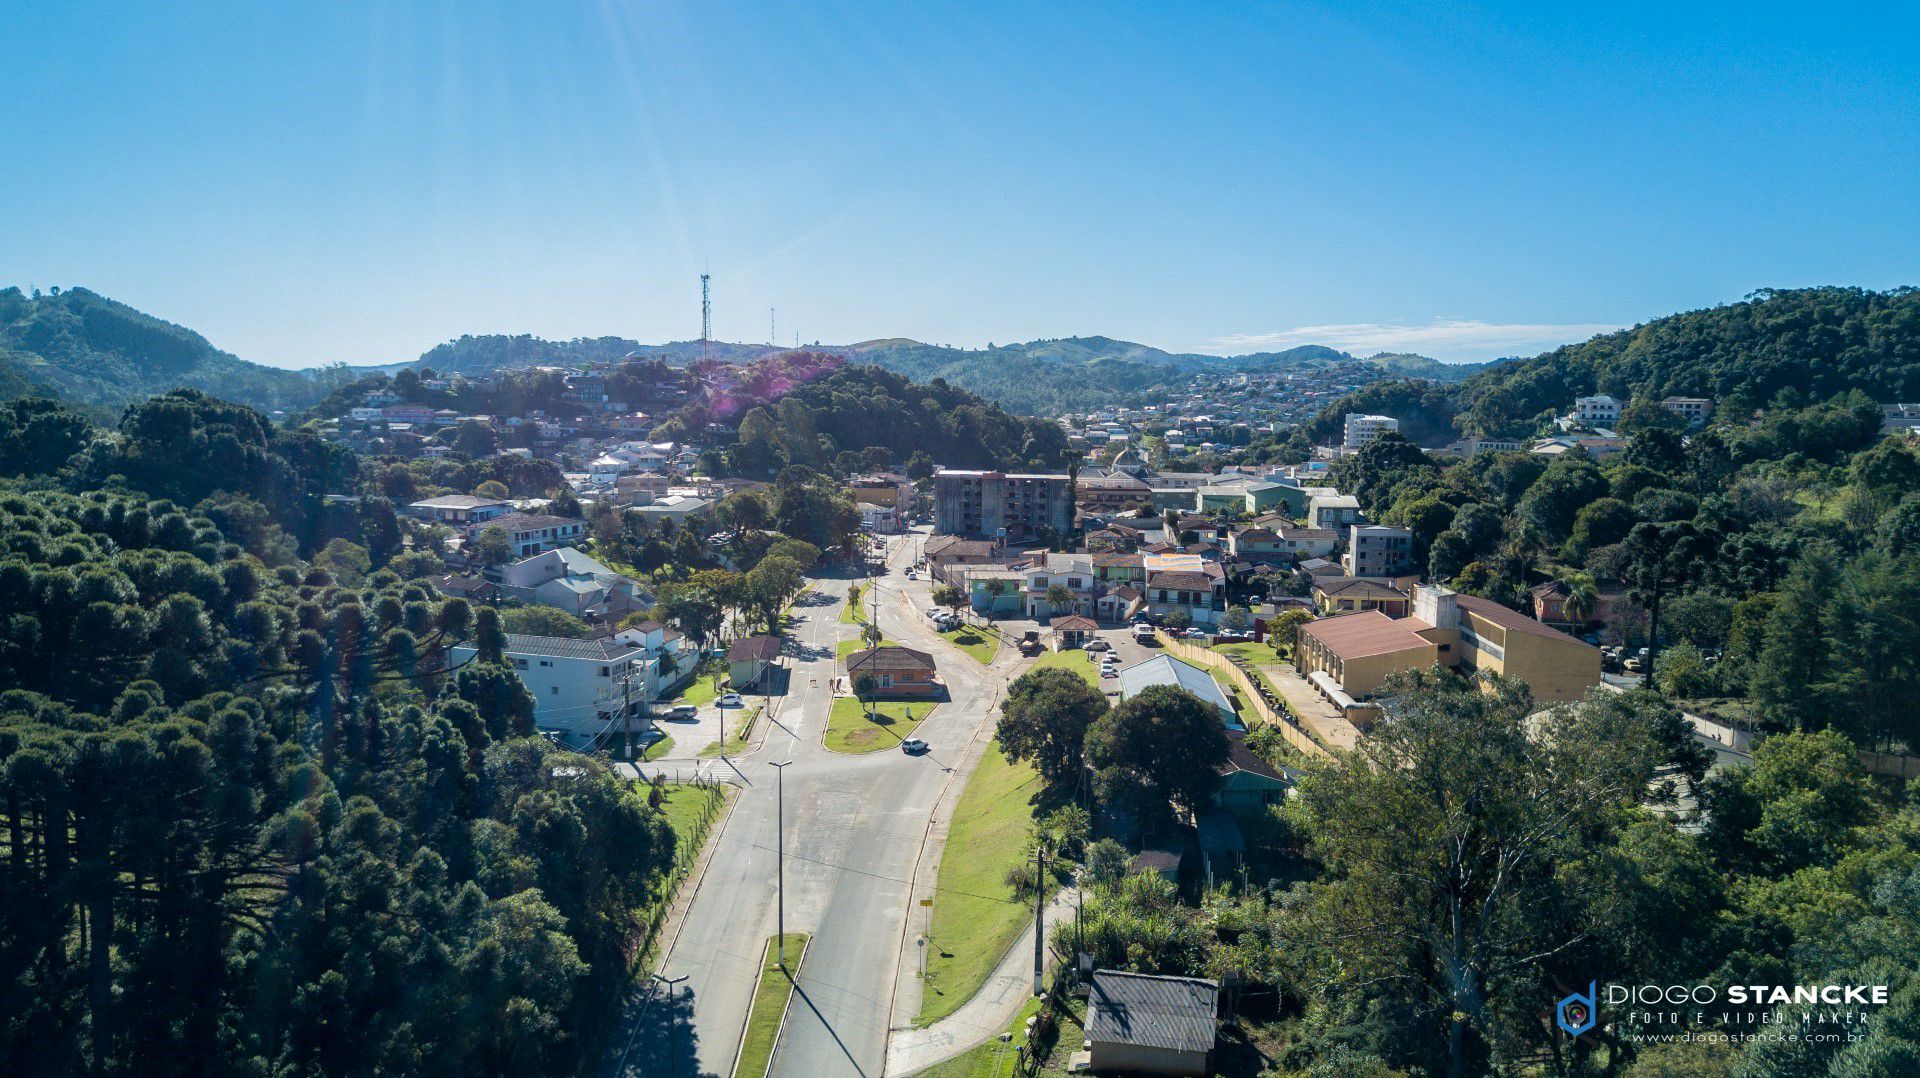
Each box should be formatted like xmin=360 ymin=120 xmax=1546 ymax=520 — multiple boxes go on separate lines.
xmin=884 ymin=886 xmax=1078 ymax=1077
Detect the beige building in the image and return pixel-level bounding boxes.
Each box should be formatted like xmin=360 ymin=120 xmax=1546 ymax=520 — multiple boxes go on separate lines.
xmin=1295 ymin=585 xmax=1602 ymax=710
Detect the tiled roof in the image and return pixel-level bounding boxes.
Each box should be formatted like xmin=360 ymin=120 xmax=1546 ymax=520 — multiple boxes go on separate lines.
xmin=1299 ymin=610 xmax=1439 ymax=661
xmin=1051 ymin=615 xmax=1099 ymax=631
xmin=1147 ymin=570 xmax=1218 ymax=590
xmin=481 ymin=512 xmax=585 ymax=534
xmin=1086 ymin=971 xmax=1219 ymax=1053
xmin=845 ymin=646 xmax=937 ymax=674
xmin=726 ymin=635 xmax=783 ymax=662
xmin=1456 ymin=594 xmax=1599 ymax=647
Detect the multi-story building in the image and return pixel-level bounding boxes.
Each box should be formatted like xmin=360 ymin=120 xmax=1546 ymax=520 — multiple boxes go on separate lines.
xmin=932 ymin=469 xmax=1073 ymax=540
xmin=1343 ymin=524 xmax=1415 ymax=578
xmin=466 ymin=513 xmax=587 ymax=560
xmin=1573 ymin=395 xmax=1623 ymax=427
xmin=448 ymin=623 xmax=690 ymax=749
xmin=1659 ymin=396 xmax=1714 ymax=427
xmin=1342 ymin=413 xmax=1400 ymax=452
xmin=1307 ymin=493 xmax=1365 ymax=532
xmin=408 ymin=495 xmax=513 ymax=526
xmin=848 ymin=472 xmax=915 ymax=515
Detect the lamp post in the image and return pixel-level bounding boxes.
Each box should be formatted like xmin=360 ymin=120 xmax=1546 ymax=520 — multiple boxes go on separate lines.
xmin=770 ymin=759 xmax=792 ymax=967
xmin=653 ymin=972 xmax=689 ymax=1078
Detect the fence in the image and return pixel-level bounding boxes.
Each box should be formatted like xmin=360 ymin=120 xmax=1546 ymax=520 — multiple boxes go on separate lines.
xmin=1858 ymin=751 xmax=1920 ymax=781
xmin=1154 ymin=631 xmax=1332 ymax=762
xmin=631 ymin=774 xmax=727 ymax=967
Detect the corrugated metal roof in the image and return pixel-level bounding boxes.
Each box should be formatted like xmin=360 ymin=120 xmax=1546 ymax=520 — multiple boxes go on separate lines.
xmin=1086 ymin=970 xmax=1219 ymax=1053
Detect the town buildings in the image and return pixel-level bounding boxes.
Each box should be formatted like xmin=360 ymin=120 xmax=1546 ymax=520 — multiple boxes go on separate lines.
xmin=1342 ymin=524 xmax=1415 ymax=578
xmin=1342 ymin=413 xmax=1400 ymax=452
xmin=448 ymin=625 xmax=691 ymax=749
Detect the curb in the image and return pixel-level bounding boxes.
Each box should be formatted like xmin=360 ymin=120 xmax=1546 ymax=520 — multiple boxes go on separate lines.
xmin=732 ymin=935 xmax=811 ymax=1078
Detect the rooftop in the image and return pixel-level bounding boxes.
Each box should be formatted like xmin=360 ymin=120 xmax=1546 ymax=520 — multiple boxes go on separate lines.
xmin=1086 ymin=970 xmax=1219 ymax=1054
xmin=1300 ymin=609 xmax=1441 ymax=661
xmin=726 ymin=635 xmax=783 ymax=662
xmin=494 ymin=633 xmax=648 ymax=661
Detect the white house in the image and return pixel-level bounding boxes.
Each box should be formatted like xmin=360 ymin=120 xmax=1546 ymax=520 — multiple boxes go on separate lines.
xmin=1024 ymin=554 xmax=1096 ymax=619
xmin=407 ymin=495 xmax=514 ymax=526
xmin=1573 ymin=395 xmax=1623 ymax=427
xmin=496 ymin=547 xmax=653 ymax=622
xmin=465 ymin=513 xmax=588 ymax=560
xmin=448 ymin=627 xmax=691 ymax=749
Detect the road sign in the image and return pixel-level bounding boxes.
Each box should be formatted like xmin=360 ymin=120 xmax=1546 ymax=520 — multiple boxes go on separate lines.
xmin=919 ymin=898 xmax=933 ymax=907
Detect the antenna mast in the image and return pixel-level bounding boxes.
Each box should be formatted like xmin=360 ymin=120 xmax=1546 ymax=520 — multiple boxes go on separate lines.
xmin=700 ymin=273 xmax=712 ymax=363
xmin=770 ymin=307 xmax=776 ymax=348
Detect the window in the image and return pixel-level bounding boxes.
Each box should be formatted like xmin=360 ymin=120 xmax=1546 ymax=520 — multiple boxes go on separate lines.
xmin=551 ymin=686 xmax=559 ymax=694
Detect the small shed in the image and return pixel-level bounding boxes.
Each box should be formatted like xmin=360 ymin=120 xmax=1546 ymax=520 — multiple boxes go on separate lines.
xmin=1051 ymin=615 xmax=1099 ymax=650
xmin=726 ymin=635 xmax=782 ymax=690
xmin=1085 ymin=970 xmax=1220 ymax=1076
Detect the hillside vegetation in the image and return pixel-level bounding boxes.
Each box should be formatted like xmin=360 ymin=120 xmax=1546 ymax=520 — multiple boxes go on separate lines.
xmin=0 ymin=287 xmax=329 ymax=411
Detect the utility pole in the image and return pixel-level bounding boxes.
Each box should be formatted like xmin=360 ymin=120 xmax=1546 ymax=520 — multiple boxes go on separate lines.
xmin=654 ymin=972 xmax=689 ymax=1078
xmin=620 ymin=668 xmax=635 ymax=760
xmin=1033 ymin=844 xmax=1050 ymax=995
xmin=770 ymin=759 xmax=792 ymax=967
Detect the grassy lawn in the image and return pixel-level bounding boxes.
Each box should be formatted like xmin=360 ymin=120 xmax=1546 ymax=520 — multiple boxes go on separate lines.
xmin=916 ymin=740 xmax=1047 ymax=1026
xmin=699 ymin=705 xmax=761 ymax=758
xmin=663 ymin=671 xmax=722 ymax=708
xmin=1211 ymin=640 xmax=1283 ymax=666
xmin=1027 ymin=647 xmax=1101 ymax=688
xmin=836 ymin=634 xmax=895 ymax=659
xmin=636 ymin=781 xmax=730 ymax=972
xmin=653 ymin=782 xmax=724 ymax=841
xmin=825 ymin=696 xmax=932 ymax=753
xmin=940 ymin=625 xmax=1000 ymax=666
xmin=638 ymin=736 xmax=675 ymax=761
xmin=734 ymin=933 xmax=810 ymax=1078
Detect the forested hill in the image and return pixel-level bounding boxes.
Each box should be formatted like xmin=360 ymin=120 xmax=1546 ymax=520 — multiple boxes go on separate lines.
xmin=414 ymin=333 xmax=782 ymax=374
xmin=1451 ymin=286 xmax=1920 ymax=436
xmin=1286 ymin=286 xmax=1920 ymax=446
xmin=841 ymin=337 xmax=1475 ymax=415
xmin=0 ymin=287 xmax=330 ymax=412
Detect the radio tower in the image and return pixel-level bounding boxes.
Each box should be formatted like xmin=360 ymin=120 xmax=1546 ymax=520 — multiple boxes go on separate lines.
xmin=770 ymin=307 xmax=776 ymax=348
xmin=700 ymin=273 xmax=712 ymax=363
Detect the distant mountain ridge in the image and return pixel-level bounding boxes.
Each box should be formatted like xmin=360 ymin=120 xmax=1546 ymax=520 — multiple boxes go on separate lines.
xmin=0 ymin=286 xmax=1487 ymax=415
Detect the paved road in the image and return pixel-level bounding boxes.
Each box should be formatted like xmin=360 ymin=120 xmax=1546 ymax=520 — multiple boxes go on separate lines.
xmin=612 ymin=531 xmax=1003 ymax=1078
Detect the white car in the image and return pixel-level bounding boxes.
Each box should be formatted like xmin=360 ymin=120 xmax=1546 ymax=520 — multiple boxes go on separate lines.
xmin=666 ymin=704 xmax=698 ymax=721
xmin=1100 ymin=666 xmax=1118 ymax=678
xmin=716 ymin=693 xmax=743 ymax=707
xmin=900 ymin=738 xmax=930 ymax=755
xmin=1083 ymin=638 xmax=1110 ymax=652
xmin=925 ymin=607 xmax=945 ymax=620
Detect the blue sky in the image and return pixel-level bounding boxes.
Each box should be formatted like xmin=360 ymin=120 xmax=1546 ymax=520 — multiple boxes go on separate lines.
xmin=3 ymin=2 xmax=1917 ymax=368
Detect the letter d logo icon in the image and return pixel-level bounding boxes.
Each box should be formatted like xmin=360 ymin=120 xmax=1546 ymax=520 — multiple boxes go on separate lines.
xmin=1556 ymin=981 xmax=1597 ymax=1036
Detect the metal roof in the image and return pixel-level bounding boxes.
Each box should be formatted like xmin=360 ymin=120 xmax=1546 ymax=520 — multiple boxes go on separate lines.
xmin=1086 ymin=970 xmax=1219 ymax=1054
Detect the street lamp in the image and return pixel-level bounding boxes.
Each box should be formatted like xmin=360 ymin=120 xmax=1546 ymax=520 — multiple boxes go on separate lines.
xmin=769 ymin=759 xmax=792 ymax=967
xmin=653 ymin=972 xmax=690 ymax=1078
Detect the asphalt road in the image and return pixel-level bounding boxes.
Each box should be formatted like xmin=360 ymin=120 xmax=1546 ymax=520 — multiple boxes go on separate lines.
xmin=613 ymin=531 xmax=1000 ymax=1078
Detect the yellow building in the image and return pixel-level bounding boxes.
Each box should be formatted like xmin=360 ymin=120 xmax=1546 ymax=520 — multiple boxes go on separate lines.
xmin=1312 ymin=577 xmax=1412 ymax=617
xmin=1294 ymin=586 xmax=1602 ymax=710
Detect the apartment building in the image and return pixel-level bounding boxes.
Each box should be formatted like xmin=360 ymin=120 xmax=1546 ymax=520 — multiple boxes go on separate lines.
xmin=1342 ymin=413 xmax=1400 ymax=452
xmin=1573 ymin=395 xmax=1623 ymax=427
xmin=932 ymin=469 xmax=1073 ymax=540
xmin=1343 ymin=524 xmax=1415 ymax=578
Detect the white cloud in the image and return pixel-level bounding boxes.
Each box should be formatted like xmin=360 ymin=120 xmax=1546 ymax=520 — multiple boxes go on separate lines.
xmin=1209 ymin=318 xmax=1624 ymax=362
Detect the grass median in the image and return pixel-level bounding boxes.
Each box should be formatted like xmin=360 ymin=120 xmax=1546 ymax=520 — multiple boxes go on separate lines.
xmin=734 ymin=933 xmax=809 ymax=1078
xmin=825 ymin=696 xmax=932 ymax=753
xmin=1028 ymin=647 xmax=1102 ymax=688
xmin=939 ymin=624 xmax=1000 ymax=666
xmin=915 ymin=740 xmax=1047 ymax=1026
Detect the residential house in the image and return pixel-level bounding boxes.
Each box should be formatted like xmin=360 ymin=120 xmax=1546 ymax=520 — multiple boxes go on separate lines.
xmin=1024 ymin=554 xmax=1095 ymax=619
xmin=1530 ymin=580 xmax=1628 ymax=632
xmin=629 ymin=494 xmax=713 ymax=524
xmin=1077 ymin=471 xmax=1156 ymax=513
xmin=1883 ymin=403 xmax=1920 ymax=436
xmin=467 ymin=513 xmax=588 ymax=560
xmin=1215 ymin=729 xmax=1296 ymax=811
xmin=845 ymin=645 xmax=940 ymax=697
xmin=847 ymin=472 xmax=914 ymax=515
xmin=1142 ymin=561 xmax=1227 ymax=628
xmin=448 ymin=629 xmax=686 ymax=749
xmin=726 ymin=635 xmax=783 ymax=691
xmin=408 ymin=495 xmax=513 ymax=526
xmin=1116 ymin=654 xmax=1240 ymax=728
xmin=1085 ymin=971 xmax=1220 ymax=1077
xmin=494 ymin=547 xmax=651 ymax=623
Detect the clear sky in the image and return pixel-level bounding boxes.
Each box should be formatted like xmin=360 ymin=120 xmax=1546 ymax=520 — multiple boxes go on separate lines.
xmin=3 ymin=2 xmax=1917 ymax=368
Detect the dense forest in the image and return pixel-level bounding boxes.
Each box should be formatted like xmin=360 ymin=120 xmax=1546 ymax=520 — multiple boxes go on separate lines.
xmin=0 ymin=288 xmax=334 ymax=412
xmin=0 ymin=392 xmax=685 ymax=1074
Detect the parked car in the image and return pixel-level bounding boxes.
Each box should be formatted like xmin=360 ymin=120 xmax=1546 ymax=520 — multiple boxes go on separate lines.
xmin=900 ymin=738 xmax=929 ymax=755
xmin=666 ymin=704 xmax=698 ymax=720
xmin=904 ymin=568 xmax=917 ymax=579
xmin=1132 ymin=624 xmax=1156 ymax=643
xmin=716 ymin=693 xmax=743 ymax=707
xmin=1083 ymin=638 xmax=1110 ymax=652
xmin=1100 ymin=666 xmax=1118 ymax=678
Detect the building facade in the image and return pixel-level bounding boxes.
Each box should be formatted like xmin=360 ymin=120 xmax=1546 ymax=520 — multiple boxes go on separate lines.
xmin=932 ymin=469 xmax=1074 ymax=540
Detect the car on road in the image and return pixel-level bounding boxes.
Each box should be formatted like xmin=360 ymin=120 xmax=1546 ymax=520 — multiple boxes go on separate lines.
xmin=1083 ymin=638 xmax=1110 ymax=652
xmin=716 ymin=692 xmax=743 ymax=707
xmin=925 ymin=607 xmax=945 ymax=620
xmin=904 ymin=568 xmax=917 ymax=579
xmin=666 ymin=704 xmax=699 ymax=720
xmin=1100 ymin=666 xmax=1118 ymax=678
xmin=1132 ymin=624 xmax=1156 ymax=643
xmin=900 ymin=738 xmax=929 ymax=754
